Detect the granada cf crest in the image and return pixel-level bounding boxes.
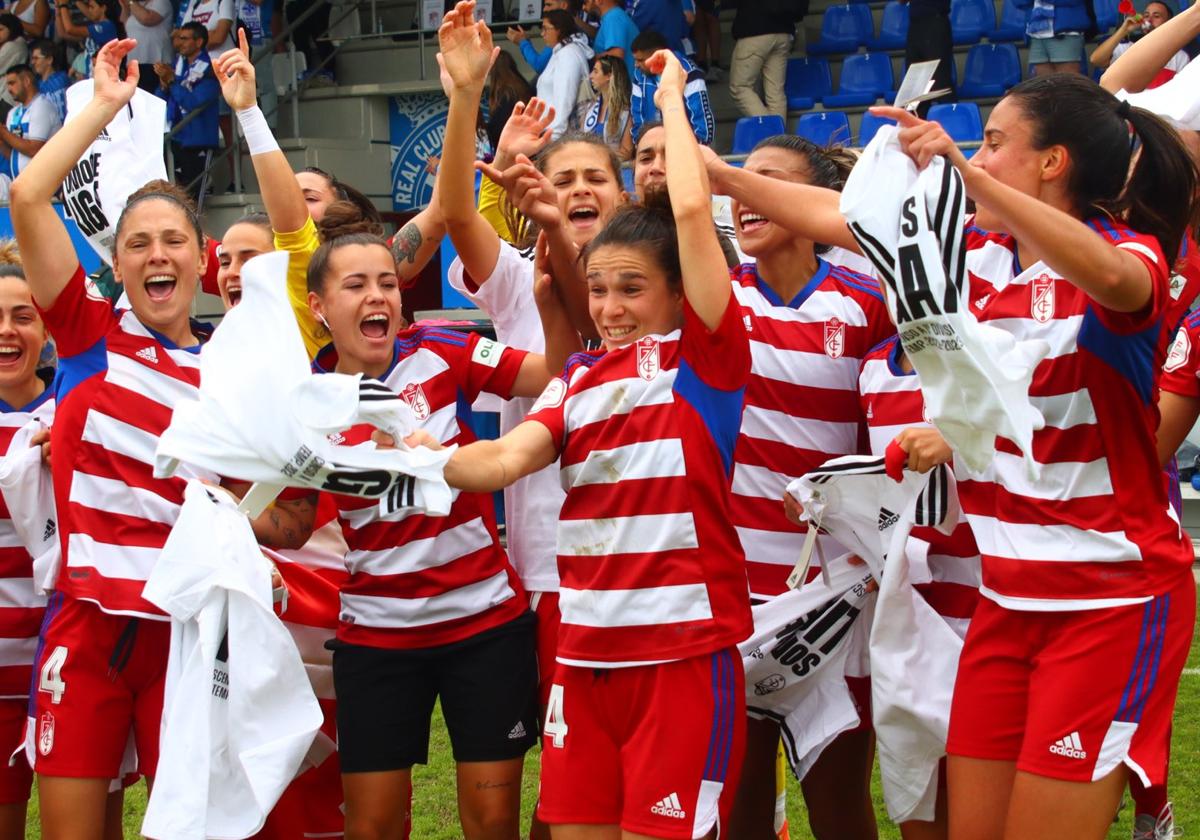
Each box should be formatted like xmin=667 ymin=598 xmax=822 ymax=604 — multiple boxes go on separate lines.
xmin=636 ymin=336 xmax=660 ymax=381
xmin=824 ymin=318 xmax=845 ymax=359
xmin=400 ymin=383 xmax=430 ymax=420
xmin=1031 ymin=274 xmax=1055 ymax=324
xmin=1165 ymin=329 xmax=1190 ymax=374
xmin=38 ymin=712 xmax=53 ymax=756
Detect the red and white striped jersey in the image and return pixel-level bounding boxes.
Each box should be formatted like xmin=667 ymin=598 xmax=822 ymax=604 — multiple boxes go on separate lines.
xmin=728 ymin=260 xmax=894 ymax=599
xmin=527 ymin=298 xmax=754 ymax=667
xmin=313 ymin=328 xmax=529 ymax=649
xmin=0 ymin=387 xmax=53 ymax=698
xmin=858 ymin=336 xmax=980 ymax=634
xmin=41 ymin=266 xmax=217 ymax=619
xmin=958 ymin=220 xmax=1193 ymax=609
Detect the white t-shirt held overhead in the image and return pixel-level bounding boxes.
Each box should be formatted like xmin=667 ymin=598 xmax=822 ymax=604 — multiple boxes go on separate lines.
xmin=448 ymin=241 xmax=563 ymax=593
xmin=181 ymin=0 xmax=236 ymax=60
xmin=126 ymin=0 xmax=176 ymax=65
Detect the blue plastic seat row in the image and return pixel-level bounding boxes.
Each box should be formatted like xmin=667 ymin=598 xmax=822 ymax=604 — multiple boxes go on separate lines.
xmin=810 ymin=0 xmax=1031 ymax=54
xmin=784 ymin=44 xmax=1020 ymax=112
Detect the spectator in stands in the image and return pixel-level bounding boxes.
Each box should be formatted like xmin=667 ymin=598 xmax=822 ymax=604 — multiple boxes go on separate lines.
xmin=728 ymin=0 xmax=804 ymax=119
xmin=29 ymin=40 xmax=67 ymax=122
xmin=485 ymin=50 xmax=534 ymax=152
xmin=0 ymin=15 xmax=28 ymax=86
xmin=0 ymin=64 xmax=61 ymax=179
xmin=630 ymin=28 xmax=713 ymax=144
xmin=507 ymin=0 xmax=592 ymax=73
xmin=690 ymin=0 xmax=721 ymax=79
xmin=587 ymin=0 xmax=640 ymax=78
xmin=284 ymin=0 xmax=332 ymax=82
xmin=535 ymin=9 xmax=593 ymax=139
xmin=155 ymin=21 xmax=220 ymax=199
xmin=1016 ymin=0 xmax=1090 ymax=74
xmin=57 ymin=0 xmax=121 ymax=77
xmin=629 ymin=0 xmax=686 ymax=51
xmin=581 ymin=54 xmax=633 ymax=157
xmin=901 ymin=0 xmax=955 ymax=114
xmin=122 ymin=0 xmax=175 ymax=93
xmin=1090 ymin=0 xmax=1187 ymax=84
xmin=9 ymin=0 xmax=49 ymax=38
xmin=180 ymin=0 xmax=236 ymax=62
xmin=1101 ymin=0 xmax=1198 ymax=91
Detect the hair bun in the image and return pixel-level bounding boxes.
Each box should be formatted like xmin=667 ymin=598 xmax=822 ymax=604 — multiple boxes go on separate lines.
xmin=316 ymin=200 xmax=386 ymax=241
xmin=0 ymin=238 xmax=22 ymax=267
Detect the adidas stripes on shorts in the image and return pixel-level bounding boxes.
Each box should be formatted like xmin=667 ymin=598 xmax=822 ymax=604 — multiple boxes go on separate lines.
xmin=331 ymin=611 xmax=539 ymax=771
xmin=538 ymin=648 xmax=746 ymax=838
xmin=946 ymin=574 xmax=1195 ymax=785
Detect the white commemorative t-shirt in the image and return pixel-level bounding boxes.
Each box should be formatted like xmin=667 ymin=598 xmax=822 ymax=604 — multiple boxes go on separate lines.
xmin=448 ymin=241 xmax=564 ymax=593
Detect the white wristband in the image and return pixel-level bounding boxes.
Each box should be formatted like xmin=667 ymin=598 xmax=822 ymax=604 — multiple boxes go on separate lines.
xmin=236 ymin=106 xmax=279 ymax=156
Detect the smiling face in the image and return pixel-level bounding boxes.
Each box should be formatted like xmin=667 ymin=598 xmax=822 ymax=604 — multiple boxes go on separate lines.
xmin=216 ymin=221 xmax=273 ymax=310
xmin=633 ymin=125 xmax=666 ymax=196
xmin=586 ymin=243 xmax=683 ymax=350
xmin=0 ymin=275 xmax=46 ymax=398
xmin=112 ymin=199 xmax=205 ymax=340
xmin=308 ymin=242 xmax=401 ymax=377
xmin=731 ymin=146 xmax=817 ymax=256
xmin=543 ymin=142 xmax=626 ymax=250
xmin=969 ymin=96 xmax=1058 ymax=233
xmin=296 ymin=171 xmax=338 ymax=223
xmin=1144 ymin=1 xmax=1171 ymax=27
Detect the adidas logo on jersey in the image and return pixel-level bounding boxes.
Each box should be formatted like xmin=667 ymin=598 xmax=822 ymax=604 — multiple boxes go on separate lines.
xmin=135 ymin=346 xmax=159 ymax=365
xmin=1049 ymin=731 xmax=1087 ymax=759
xmin=508 ymin=721 xmax=527 ymax=740
xmin=651 ymin=792 xmax=686 ymax=819
xmin=974 ymin=294 xmax=991 ymax=310
xmin=42 ymin=519 xmax=56 ymax=542
xmin=877 ymin=507 xmax=899 ymax=530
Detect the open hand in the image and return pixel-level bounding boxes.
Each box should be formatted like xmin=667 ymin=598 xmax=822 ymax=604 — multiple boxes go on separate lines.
xmin=495 ymin=98 xmax=555 ymax=169
xmin=436 ymin=0 xmax=498 ymax=91
xmin=93 ymin=39 xmax=140 ymax=111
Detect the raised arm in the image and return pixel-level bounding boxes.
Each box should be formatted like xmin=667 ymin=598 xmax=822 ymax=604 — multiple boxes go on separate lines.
xmin=1101 ymin=2 xmax=1200 ymax=93
xmin=702 ymin=145 xmax=862 ymax=254
xmin=1089 ymin=18 xmax=1137 ymax=69
xmin=55 ymin=5 xmax=88 ymax=39
xmin=649 ymin=49 xmax=731 ymax=330
xmin=438 ymin=1 xmax=505 ymax=283
xmin=874 ymin=105 xmax=1158 ymax=313
xmin=10 ymin=39 xmax=138 ymax=309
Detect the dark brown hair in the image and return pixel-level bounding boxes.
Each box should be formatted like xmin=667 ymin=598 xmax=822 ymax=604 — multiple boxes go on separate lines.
xmin=307 ymin=201 xmax=389 ymax=294
xmin=115 ymin=180 xmax=203 ymax=246
xmin=582 ymin=189 xmax=681 ymax=290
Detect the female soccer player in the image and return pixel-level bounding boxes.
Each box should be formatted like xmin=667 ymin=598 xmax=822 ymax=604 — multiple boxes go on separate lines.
xmin=415 ymin=30 xmax=753 ymax=838
xmin=0 ymin=246 xmax=55 ymax=838
xmin=300 ymin=185 xmax=577 ymax=838
xmin=11 ymin=39 xmax=313 ymax=839
xmin=708 ymin=73 xmax=1198 ymax=840
xmin=721 ymin=134 xmax=893 ymax=840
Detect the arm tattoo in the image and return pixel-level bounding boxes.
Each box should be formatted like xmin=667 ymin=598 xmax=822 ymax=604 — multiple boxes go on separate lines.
xmin=391 ymin=222 xmax=424 ymax=265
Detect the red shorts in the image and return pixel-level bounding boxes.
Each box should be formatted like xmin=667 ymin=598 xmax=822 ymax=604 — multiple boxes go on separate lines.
xmin=0 ymin=700 xmax=31 ymax=804
xmin=538 ymin=648 xmax=745 ymax=839
xmin=530 ymin=591 xmax=561 ymax=709
xmin=947 ymin=576 xmax=1195 ymax=785
xmin=255 ymin=698 xmax=346 ymax=839
xmin=845 ymin=675 xmax=873 ymax=734
xmin=32 ymin=594 xmax=169 ymax=779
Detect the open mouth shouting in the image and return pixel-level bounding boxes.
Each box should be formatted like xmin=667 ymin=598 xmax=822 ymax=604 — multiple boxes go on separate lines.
xmin=144 ymin=273 xmax=178 ymax=302
xmin=360 ymin=312 xmax=390 ymax=340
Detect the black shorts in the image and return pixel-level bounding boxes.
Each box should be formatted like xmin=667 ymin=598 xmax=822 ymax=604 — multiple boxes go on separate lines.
xmin=331 ymin=611 xmax=539 ymax=772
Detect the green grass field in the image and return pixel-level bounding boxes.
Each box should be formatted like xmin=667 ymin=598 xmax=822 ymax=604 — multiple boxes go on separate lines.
xmin=24 ymin=596 xmax=1200 ymax=838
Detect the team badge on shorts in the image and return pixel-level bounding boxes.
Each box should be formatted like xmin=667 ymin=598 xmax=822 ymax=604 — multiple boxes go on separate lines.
xmin=400 ymin=383 xmax=430 ymax=420
xmin=636 ymin=337 xmax=660 ymax=381
xmin=824 ymin=318 xmax=845 ymax=359
xmin=1165 ymin=329 xmax=1190 ymax=373
xmin=38 ymin=712 xmax=54 ymax=756
xmin=1031 ymin=274 xmax=1055 ymax=324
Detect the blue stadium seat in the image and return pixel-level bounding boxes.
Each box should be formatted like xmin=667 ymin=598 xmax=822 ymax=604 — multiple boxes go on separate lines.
xmin=927 ymin=102 xmax=984 ymax=143
xmin=825 ymin=52 xmax=895 ymax=107
xmin=951 ymin=0 xmax=996 ymax=43
xmin=733 ymin=115 xmax=787 ymax=154
xmin=795 ymin=111 xmax=853 ymax=146
xmin=958 ymin=43 xmax=1021 ymax=97
xmin=990 ymin=0 xmax=1027 ymax=40
xmin=809 ymin=5 xmax=875 ymax=55
xmin=858 ymin=112 xmax=896 ymax=147
xmin=870 ymin=1 xmax=910 ymax=49
xmin=1093 ymin=0 xmax=1119 ymax=30
xmin=785 ymin=58 xmax=832 ymax=109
